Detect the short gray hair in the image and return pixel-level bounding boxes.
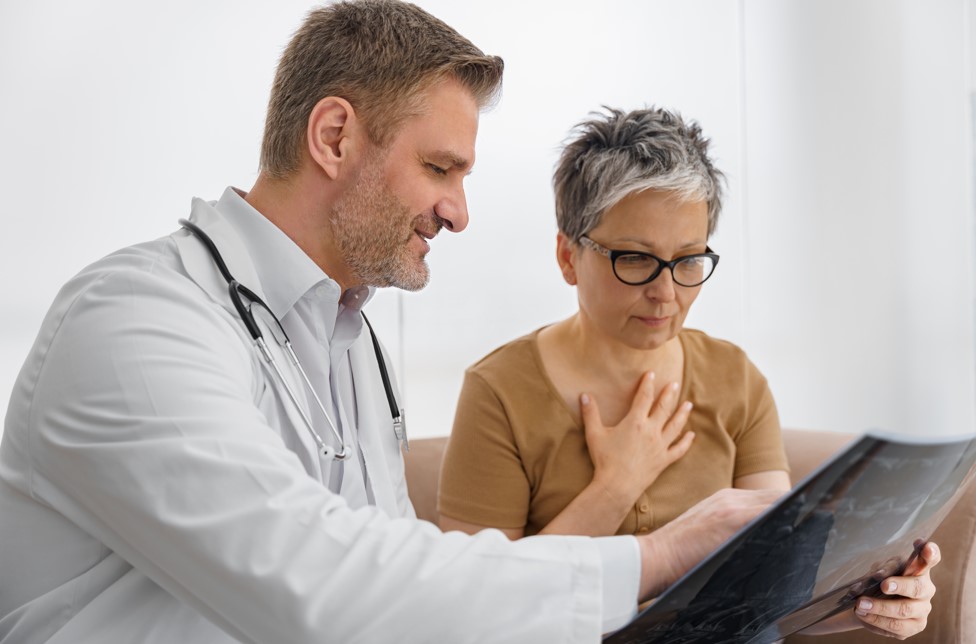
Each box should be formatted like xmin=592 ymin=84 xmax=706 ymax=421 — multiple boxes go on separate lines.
xmin=553 ymin=107 xmax=725 ymax=241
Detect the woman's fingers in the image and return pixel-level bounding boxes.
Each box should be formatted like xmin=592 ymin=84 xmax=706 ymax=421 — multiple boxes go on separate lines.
xmin=579 ymin=391 xmax=605 ymax=437
xmin=903 ymin=541 xmax=941 ymax=577
xmin=857 ymin=614 xmax=927 ymax=640
xmin=626 ymin=371 xmax=658 ymax=420
xmin=852 ymin=544 xmax=940 ymax=641
xmin=857 ymin=591 xmax=932 ymax=620
xmin=666 ymin=428 xmax=696 ymax=463
xmin=662 ymin=400 xmax=693 ymax=443
xmin=878 ymin=574 xmax=936 ymax=602
xmin=647 ymin=380 xmax=680 ymax=424
xmin=581 ymin=373 xmax=695 ymax=489
xmin=855 ymin=592 xmax=931 ymax=640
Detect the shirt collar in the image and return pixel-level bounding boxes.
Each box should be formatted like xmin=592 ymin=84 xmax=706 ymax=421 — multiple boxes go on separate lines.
xmin=212 ymin=186 xmax=375 ymax=319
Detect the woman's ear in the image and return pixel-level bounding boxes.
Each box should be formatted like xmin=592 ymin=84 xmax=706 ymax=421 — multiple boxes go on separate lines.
xmin=306 ymin=96 xmax=361 ymax=180
xmin=555 ymin=232 xmax=578 ymax=286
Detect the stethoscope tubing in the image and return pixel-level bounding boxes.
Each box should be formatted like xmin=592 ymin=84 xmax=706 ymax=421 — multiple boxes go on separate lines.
xmin=179 ymin=218 xmax=402 ymax=461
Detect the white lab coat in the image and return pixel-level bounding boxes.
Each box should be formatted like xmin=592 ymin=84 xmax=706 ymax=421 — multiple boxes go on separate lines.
xmin=0 ymin=195 xmax=615 ymax=643
xmin=173 ymin=190 xmax=413 ymax=516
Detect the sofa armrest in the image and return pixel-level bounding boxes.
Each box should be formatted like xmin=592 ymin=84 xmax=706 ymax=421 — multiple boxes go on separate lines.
xmin=404 ymin=436 xmax=448 ymax=525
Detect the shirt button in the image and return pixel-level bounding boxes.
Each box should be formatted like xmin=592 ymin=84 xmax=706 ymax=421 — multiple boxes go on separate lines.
xmin=639 ymin=503 xmax=650 ymax=513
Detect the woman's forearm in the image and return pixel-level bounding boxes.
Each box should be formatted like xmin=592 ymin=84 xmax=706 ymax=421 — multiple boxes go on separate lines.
xmin=538 ymin=479 xmax=636 ymax=537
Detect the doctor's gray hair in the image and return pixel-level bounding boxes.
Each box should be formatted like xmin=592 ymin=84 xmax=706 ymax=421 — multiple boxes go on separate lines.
xmin=261 ymin=0 xmax=504 ymax=179
xmin=553 ymin=107 xmax=725 ymax=241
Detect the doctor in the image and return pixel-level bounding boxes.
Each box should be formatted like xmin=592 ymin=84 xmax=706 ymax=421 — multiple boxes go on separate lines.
xmin=0 ymin=1 xmax=937 ymax=643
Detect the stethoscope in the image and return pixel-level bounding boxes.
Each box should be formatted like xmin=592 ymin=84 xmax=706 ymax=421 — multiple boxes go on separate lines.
xmin=179 ymin=219 xmax=407 ymax=462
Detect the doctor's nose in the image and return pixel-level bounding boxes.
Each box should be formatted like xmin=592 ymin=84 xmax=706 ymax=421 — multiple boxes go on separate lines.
xmin=433 ymin=187 xmax=469 ymax=233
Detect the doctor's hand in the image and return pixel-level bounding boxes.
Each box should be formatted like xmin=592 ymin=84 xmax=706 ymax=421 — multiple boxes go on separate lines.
xmin=854 ymin=541 xmax=940 ymax=639
xmin=582 ymin=371 xmax=695 ymax=507
xmin=635 ymin=487 xmax=783 ymax=601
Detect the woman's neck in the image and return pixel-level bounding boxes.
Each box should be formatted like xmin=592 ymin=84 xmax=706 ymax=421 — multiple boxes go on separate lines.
xmin=558 ymin=314 xmax=678 ymax=387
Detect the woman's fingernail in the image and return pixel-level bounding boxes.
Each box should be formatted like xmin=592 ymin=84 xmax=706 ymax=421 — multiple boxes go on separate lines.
xmin=682 ymin=401 xmax=693 ymax=411
xmin=885 ymin=581 xmax=897 ymax=593
xmin=580 ymin=393 xmax=590 ymax=405
xmin=858 ymin=598 xmax=873 ymax=613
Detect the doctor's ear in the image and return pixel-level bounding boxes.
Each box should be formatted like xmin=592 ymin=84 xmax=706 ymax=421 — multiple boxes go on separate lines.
xmin=555 ymin=232 xmax=578 ymax=285
xmin=306 ymin=96 xmax=363 ymax=181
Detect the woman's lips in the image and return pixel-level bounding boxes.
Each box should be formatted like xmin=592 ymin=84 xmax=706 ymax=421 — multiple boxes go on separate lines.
xmin=636 ymin=315 xmax=670 ymax=328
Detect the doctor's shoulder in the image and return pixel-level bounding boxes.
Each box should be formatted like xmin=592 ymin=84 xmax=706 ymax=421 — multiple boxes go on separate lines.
xmin=31 ymin=236 xmax=257 ymax=380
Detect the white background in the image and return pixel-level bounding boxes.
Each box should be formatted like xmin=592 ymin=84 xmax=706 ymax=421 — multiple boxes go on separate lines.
xmin=2 ymin=0 xmax=974 ymax=440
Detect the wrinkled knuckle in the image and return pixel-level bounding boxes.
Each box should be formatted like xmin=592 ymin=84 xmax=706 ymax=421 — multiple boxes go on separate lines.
xmin=886 ymin=616 xmax=905 ymax=634
xmin=897 ymin=601 xmax=913 ymax=619
xmin=866 ymin=613 xmax=886 ymax=627
xmin=910 ymin=577 xmax=923 ymax=598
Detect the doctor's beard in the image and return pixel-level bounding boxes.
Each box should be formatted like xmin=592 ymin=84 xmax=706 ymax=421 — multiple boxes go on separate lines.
xmin=329 ymin=157 xmax=438 ymax=292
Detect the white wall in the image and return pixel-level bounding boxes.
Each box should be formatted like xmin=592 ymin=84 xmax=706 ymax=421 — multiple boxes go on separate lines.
xmin=1 ymin=0 xmax=973 ymax=440
xmin=741 ymin=0 xmax=976 ymax=435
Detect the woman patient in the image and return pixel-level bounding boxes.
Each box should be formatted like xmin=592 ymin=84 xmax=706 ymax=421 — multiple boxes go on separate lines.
xmin=440 ymin=106 xmax=791 ymax=538
xmin=438 ymin=107 xmax=938 ymax=638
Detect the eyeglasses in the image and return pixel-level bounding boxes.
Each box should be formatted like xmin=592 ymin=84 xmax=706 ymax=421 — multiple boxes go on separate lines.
xmin=578 ymin=236 xmax=720 ymax=287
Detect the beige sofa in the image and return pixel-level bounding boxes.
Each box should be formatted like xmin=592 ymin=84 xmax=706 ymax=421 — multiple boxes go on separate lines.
xmin=404 ymin=429 xmax=976 ymax=643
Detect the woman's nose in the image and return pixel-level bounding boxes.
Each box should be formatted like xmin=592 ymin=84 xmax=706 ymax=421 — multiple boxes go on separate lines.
xmin=643 ymin=268 xmax=677 ymax=302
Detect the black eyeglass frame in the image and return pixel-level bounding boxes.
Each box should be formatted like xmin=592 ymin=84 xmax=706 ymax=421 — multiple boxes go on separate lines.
xmin=578 ymin=235 xmax=720 ymax=287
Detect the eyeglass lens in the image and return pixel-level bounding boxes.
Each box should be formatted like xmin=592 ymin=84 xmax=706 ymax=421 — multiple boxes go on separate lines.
xmin=613 ymin=253 xmax=716 ymax=287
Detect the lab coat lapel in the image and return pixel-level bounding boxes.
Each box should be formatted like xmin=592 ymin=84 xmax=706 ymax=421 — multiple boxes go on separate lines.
xmin=348 ymin=337 xmax=403 ymax=516
xmin=174 ymin=199 xmax=324 ymax=480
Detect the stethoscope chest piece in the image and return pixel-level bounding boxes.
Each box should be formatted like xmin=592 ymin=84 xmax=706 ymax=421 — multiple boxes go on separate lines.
xmin=394 ymin=409 xmax=408 ymax=452
xmin=319 ymin=443 xmax=353 ymax=461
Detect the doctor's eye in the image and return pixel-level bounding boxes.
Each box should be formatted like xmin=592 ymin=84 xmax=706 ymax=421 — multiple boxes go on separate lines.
xmin=426 ymin=163 xmax=448 ymax=176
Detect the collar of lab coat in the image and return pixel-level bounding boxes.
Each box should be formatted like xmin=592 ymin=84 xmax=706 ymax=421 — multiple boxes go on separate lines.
xmin=177 ymin=188 xmax=314 ymax=315
xmin=174 ymin=191 xmax=267 ymax=307
xmin=212 ymin=188 xmax=379 ymax=320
